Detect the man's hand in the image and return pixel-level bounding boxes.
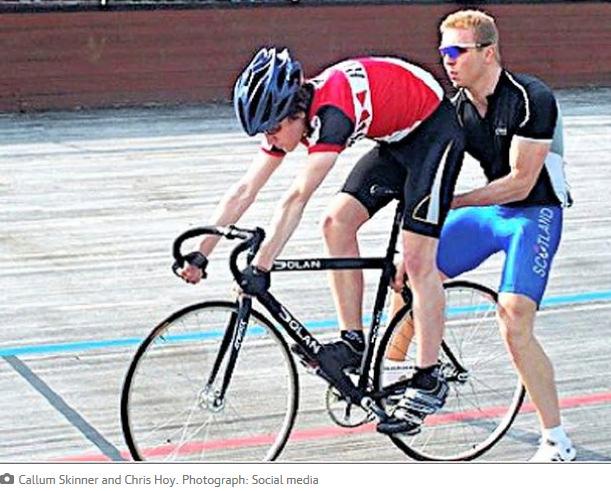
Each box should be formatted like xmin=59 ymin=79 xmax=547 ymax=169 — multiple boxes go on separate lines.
xmin=450 ymin=194 xmax=465 ymax=209
xmin=392 ymin=259 xmax=407 ymax=292
xmin=180 ymin=251 xmax=208 ymax=284
xmin=238 ymin=265 xmax=270 ymax=296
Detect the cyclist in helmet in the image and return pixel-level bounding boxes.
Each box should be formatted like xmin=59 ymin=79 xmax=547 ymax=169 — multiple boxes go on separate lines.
xmin=233 ymin=47 xmax=303 ymax=137
xmin=181 ymin=46 xmax=465 ymax=435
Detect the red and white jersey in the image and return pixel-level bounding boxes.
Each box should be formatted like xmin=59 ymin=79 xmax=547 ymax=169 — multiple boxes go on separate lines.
xmin=263 ymin=57 xmax=443 ymax=156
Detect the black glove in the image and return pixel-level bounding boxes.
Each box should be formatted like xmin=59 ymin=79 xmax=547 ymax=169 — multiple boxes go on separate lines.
xmin=239 ymin=265 xmax=270 ymax=296
xmin=184 ymin=251 xmax=208 ymax=278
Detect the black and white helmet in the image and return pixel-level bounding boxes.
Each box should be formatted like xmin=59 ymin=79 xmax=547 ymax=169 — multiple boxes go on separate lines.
xmin=233 ymin=47 xmax=303 ymax=136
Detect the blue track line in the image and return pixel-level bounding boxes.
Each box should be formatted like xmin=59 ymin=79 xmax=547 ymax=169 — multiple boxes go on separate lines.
xmin=1 ymin=289 xmax=610 ymax=359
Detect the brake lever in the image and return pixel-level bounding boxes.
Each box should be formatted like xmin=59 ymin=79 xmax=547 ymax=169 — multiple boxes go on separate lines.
xmin=172 ymin=261 xmax=183 ymax=278
xmin=245 ymin=227 xmax=266 ymax=265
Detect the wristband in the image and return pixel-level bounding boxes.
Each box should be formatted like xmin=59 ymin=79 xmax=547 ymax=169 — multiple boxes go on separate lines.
xmin=184 ymin=251 xmax=208 ymax=271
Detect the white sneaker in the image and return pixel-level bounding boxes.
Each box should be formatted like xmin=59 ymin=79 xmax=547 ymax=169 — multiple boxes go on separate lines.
xmin=529 ymin=439 xmax=577 ymax=462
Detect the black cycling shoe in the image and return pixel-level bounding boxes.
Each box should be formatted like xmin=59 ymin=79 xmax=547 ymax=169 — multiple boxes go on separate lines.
xmin=292 ymin=332 xmax=364 ymax=373
xmin=377 ymin=366 xmax=448 ymax=435
xmin=320 ymin=339 xmax=364 ymax=373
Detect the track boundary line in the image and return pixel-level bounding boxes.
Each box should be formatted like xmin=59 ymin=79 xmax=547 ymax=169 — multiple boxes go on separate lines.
xmin=2 ymin=289 xmax=611 ymax=358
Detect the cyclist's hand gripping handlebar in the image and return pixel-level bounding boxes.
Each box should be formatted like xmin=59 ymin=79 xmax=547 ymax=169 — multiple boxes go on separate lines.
xmin=171 ymin=225 xmax=266 ymax=289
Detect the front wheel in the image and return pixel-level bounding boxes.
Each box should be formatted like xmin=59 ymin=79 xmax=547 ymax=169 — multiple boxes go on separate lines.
xmin=121 ymin=301 xmax=299 ymax=461
xmin=374 ymin=281 xmax=525 ymax=461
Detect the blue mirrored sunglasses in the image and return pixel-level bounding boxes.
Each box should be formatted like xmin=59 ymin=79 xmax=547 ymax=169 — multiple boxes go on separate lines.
xmin=439 ymin=43 xmax=492 ymax=60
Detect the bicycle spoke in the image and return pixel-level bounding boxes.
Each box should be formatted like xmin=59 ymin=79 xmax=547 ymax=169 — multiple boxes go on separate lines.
xmin=452 ymin=388 xmax=475 ymax=451
xmin=469 ymin=349 xmax=509 ymax=370
xmin=138 ymin=397 xmax=200 ymax=447
xmin=377 ymin=283 xmax=523 ymax=460
xmin=122 ymin=302 xmax=297 ymax=462
xmin=198 ymin=413 xmax=218 ymax=461
xmin=169 ymin=395 xmax=206 ymax=460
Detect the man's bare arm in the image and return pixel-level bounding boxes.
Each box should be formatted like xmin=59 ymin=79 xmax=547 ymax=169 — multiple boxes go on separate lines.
xmin=198 ymin=150 xmax=284 ymax=256
xmin=253 ymin=152 xmax=339 ymax=270
xmin=452 ymin=137 xmax=550 ymax=208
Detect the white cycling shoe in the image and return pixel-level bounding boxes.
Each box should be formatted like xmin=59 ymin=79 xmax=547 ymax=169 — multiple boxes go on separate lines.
xmin=529 ymin=439 xmax=577 ymax=462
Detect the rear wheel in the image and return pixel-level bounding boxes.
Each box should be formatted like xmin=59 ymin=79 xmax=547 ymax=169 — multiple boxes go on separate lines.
xmin=121 ymin=301 xmax=299 ymax=461
xmin=374 ymin=281 xmax=525 ymax=460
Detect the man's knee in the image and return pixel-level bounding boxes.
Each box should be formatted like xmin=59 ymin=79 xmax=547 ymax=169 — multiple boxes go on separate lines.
xmin=403 ymin=251 xmax=435 ymax=280
xmin=321 ymin=196 xmax=369 ymax=242
xmin=321 ymin=213 xmax=357 ymax=244
xmin=497 ymin=294 xmax=537 ymax=349
xmin=403 ymin=233 xmax=438 ymax=279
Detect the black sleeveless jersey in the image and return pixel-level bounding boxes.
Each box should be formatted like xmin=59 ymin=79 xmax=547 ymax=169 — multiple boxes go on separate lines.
xmin=453 ymin=70 xmax=569 ymax=207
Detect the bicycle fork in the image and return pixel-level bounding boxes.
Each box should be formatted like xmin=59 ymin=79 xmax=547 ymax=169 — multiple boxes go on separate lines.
xmin=200 ymin=296 xmax=253 ymax=411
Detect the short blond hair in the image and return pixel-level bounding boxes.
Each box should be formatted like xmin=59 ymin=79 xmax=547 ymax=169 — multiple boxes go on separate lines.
xmin=440 ymin=9 xmax=499 ymax=46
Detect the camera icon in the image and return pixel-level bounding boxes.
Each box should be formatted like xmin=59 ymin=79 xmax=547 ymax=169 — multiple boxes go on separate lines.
xmin=0 ymin=474 xmax=14 ymax=485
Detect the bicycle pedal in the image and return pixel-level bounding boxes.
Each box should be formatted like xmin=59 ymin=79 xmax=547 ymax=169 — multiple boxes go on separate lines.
xmin=376 ymin=410 xmax=423 ymax=436
xmin=376 ymin=418 xmax=422 ymax=436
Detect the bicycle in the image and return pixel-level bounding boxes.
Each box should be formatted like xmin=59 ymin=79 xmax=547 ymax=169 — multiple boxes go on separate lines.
xmin=120 ymin=186 xmax=525 ymax=462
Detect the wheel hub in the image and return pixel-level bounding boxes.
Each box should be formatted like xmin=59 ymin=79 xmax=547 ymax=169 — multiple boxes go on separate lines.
xmin=199 ymin=386 xmax=225 ymax=412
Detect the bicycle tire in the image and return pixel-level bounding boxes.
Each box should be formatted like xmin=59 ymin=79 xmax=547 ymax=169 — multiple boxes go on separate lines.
xmin=374 ymin=280 xmax=525 ymax=461
xmin=121 ymin=300 xmax=299 ymax=461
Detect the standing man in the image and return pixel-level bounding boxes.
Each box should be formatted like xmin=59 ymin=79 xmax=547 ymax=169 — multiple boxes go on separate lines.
xmin=390 ymin=9 xmax=574 ymax=460
xmin=181 ymin=47 xmax=465 ymax=434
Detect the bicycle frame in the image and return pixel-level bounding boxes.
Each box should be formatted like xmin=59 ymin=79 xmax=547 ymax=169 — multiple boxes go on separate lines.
xmin=208 ymin=199 xmax=405 ymax=413
xmin=125 ymin=201 xmax=522 ymax=461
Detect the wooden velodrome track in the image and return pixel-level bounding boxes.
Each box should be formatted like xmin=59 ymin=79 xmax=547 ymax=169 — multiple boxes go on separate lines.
xmin=1 ymin=87 xmax=609 ymax=462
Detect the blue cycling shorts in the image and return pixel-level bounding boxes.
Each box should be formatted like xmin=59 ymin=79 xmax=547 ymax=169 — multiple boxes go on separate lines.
xmin=437 ymin=205 xmax=563 ymax=306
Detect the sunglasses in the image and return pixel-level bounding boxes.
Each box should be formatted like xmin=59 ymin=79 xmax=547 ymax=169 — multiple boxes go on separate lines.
xmin=439 ymin=43 xmax=492 ymax=60
xmin=264 ymin=122 xmax=282 ymax=136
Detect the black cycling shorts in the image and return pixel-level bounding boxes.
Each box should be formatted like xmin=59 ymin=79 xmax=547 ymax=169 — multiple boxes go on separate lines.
xmin=341 ymin=98 xmax=464 ymax=238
